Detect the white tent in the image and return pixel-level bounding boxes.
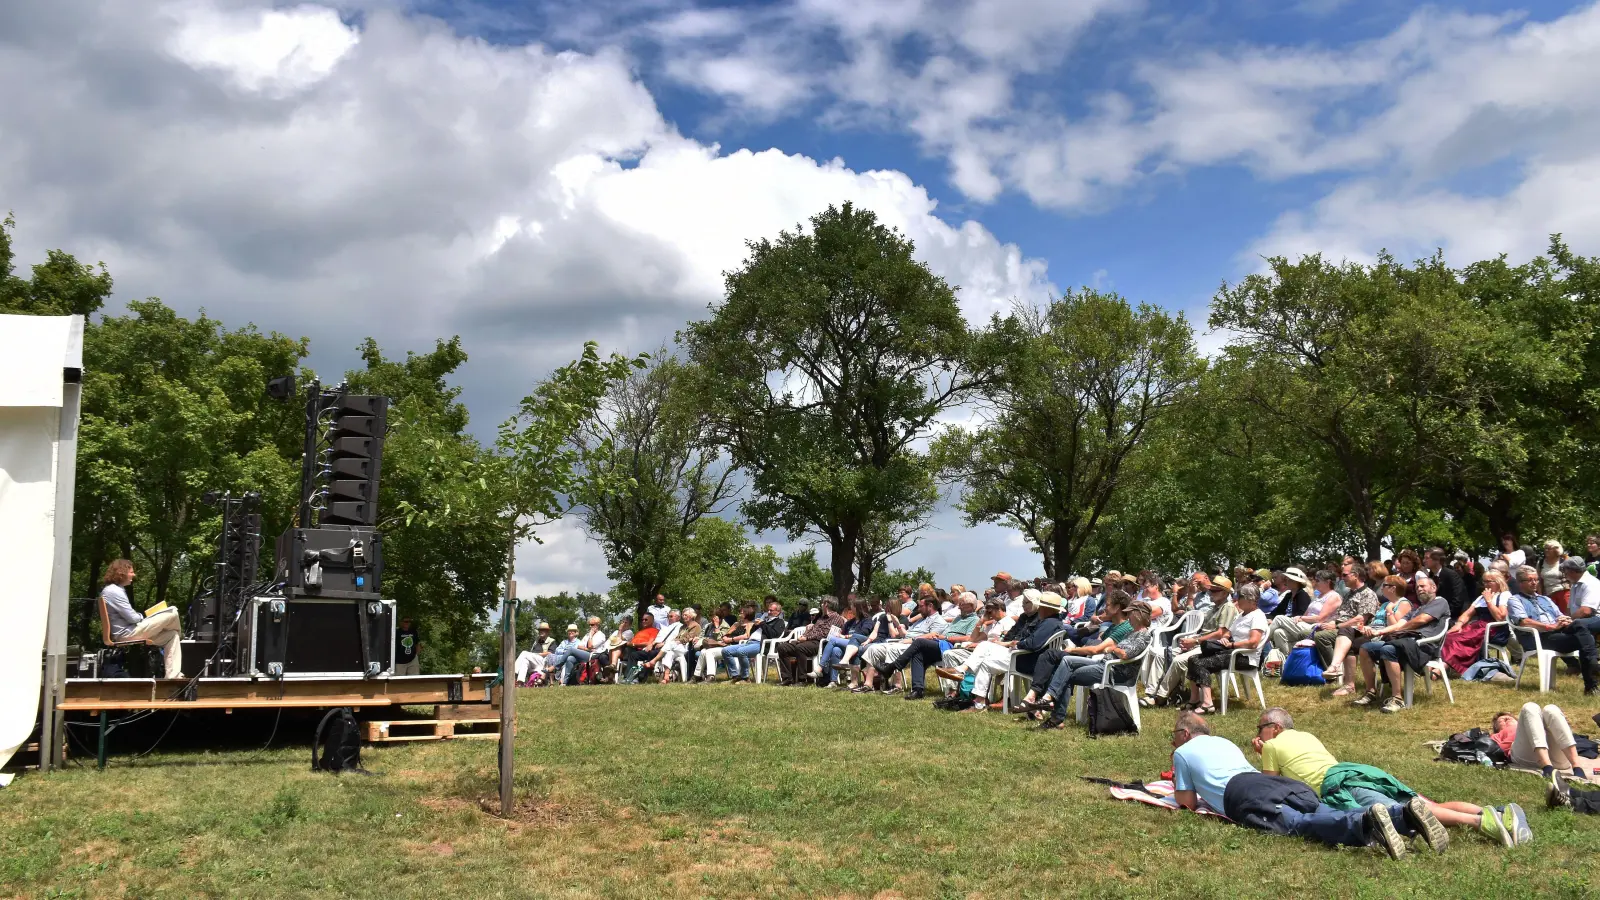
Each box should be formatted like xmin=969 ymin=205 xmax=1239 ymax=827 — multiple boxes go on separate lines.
xmin=0 ymin=314 xmax=83 ymax=777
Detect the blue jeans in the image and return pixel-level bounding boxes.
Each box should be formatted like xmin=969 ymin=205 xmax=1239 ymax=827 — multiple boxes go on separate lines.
xmin=1276 ymin=803 xmax=1403 ymax=847
xmin=1361 ymin=640 xmax=1401 ymax=664
xmin=722 ymin=639 xmax=763 ymax=679
xmin=819 ymin=636 xmax=865 ymax=683
xmin=558 ymin=648 xmax=591 ymax=684
xmin=1343 ymin=787 xmax=1417 ymax=834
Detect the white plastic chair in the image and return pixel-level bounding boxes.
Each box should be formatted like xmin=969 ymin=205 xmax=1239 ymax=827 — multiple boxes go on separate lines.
xmin=1483 ymin=620 xmax=1514 ymax=665
xmin=1511 ymin=623 xmax=1581 ymax=693
xmin=1002 ymin=630 xmax=1068 ymax=713
xmin=1220 ymin=641 xmax=1267 ymax=716
xmin=1401 ymin=617 xmax=1453 ymax=707
xmin=1073 ymin=640 xmax=1150 ymax=732
xmin=755 ymin=627 xmax=804 ymax=685
xmin=1144 ymin=609 xmax=1206 ymax=684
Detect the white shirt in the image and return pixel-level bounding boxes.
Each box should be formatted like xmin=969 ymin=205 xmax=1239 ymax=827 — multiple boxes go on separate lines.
xmin=647 ymin=604 xmax=672 ymax=628
xmin=1147 ymin=595 xmax=1172 ymax=621
xmin=1569 ymin=572 xmax=1600 ymax=617
xmin=1230 ymin=609 xmax=1269 ymax=664
xmin=654 ymin=621 xmax=682 ymax=646
xmin=1502 ymin=549 xmax=1526 ymax=570
xmin=984 ymin=617 xmax=1014 ymax=641
xmin=580 ymin=630 xmax=609 ymax=652
xmin=1005 ymin=596 xmax=1025 ymax=619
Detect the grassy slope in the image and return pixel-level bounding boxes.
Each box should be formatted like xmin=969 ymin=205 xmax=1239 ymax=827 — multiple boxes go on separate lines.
xmin=3 ymin=675 xmax=1598 ymax=899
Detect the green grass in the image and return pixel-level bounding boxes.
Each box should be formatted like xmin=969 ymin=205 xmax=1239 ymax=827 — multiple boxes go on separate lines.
xmin=4 ymin=674 xmax=1599 ymax=899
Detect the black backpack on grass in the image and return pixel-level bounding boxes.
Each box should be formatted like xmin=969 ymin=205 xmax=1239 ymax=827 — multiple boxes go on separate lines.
xmin=1086 ymin=687 xmax=1137 ymax=738
xmin=312 ymin=707 xmax=365 ymax=773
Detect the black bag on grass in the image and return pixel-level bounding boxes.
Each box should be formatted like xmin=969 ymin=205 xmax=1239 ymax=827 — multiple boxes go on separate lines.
xmin=312 ymin=707 xmax=365 ymax=773
xmin=1438 ymin=728 xmax=1507 ymax=768
xmin=1086 ymin=686 xmax=1137 ymax=738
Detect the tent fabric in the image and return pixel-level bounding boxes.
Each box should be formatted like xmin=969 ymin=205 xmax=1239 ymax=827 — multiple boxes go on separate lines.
xmin=0 ymin=314 xmax=82 ymax=407
xmin=0 ymin=314 xmax=81 ymax=772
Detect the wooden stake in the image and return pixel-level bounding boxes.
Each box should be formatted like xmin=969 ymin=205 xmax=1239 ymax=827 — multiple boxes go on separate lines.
xmin=498 ymin=529 xmax=517 ymax=817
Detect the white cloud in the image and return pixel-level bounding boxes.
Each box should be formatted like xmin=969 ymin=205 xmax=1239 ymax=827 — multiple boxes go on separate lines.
xmin=163 ymin=1 xmax=360 ymax=95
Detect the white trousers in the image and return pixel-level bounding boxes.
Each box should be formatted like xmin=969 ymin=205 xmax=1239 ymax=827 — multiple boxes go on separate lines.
xmin=694 ymin=646 xmax=725 ymax=678
xmin=129 ymin=608 xmax=183 ymax=679
xmin=960 ymin=642 xmax=1013 ymax=698
xmin=1512 ymin=703 xmax=1576 ymax=769
xmin=514 ymin=651 xmax=543 ymax=682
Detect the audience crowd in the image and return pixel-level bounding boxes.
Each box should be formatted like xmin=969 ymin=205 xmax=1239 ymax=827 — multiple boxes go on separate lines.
xmin=515 ymin=539 xmax=1600 ymax=854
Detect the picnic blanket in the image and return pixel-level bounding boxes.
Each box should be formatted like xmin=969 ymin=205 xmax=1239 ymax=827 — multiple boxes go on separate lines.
xmin=1089 ymin=776 xmax=1229 ymax=819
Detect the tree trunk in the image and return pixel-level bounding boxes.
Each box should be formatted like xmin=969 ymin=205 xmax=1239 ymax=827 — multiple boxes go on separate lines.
xmin=830 ymin=523 xmax=859 ymax=601
xmin=1039 ymin=539 xmax=1056 ymax=581
xmin=1050 ymin=522 xmax=1075 ymax=584
xmin=634 ymin=582 xmax=656 ymax=630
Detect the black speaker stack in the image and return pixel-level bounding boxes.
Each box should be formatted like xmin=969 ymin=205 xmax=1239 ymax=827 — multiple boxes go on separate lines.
xmin=190 ymin=377 xmax=396 ymax=678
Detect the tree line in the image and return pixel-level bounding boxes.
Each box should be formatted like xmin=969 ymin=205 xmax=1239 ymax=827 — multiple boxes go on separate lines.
xmin=5 ymin=206 xmax=1598 ymax=665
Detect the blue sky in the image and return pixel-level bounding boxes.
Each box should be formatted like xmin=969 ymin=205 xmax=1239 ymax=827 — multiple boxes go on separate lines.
xmin=3 ymin=0 xmax=1597 ymax=594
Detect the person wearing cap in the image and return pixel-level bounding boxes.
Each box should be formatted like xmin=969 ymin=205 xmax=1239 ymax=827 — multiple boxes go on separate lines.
xmin=1561 ymin=556 xmax=1600 ymax=631
xmin=934 ymin=595 xmax=1011 ymax=694
xmin=1252 ymin=569 xmax=1279 ymax=616
xmin=1142 ymin=576 xmax=1239 ymax=707
xmin=514 ymin=621 xmax=557 ymax=684
xmin=1265 ymin=568 xmax=1341 ymax=668
xmin=1018 ymin=591 xmax=1107 ymax=708
xmin=1183 ymin=583 xmax=1267 ymax=715
xmin=550 ymin=617 xmax=610 ymax=685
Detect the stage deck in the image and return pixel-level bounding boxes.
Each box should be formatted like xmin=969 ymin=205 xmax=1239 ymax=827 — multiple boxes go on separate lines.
xmin=60 ymin=673 xmax=501 ymax=713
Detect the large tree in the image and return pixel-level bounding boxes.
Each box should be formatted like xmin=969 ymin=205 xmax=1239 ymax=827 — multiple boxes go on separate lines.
xmin=683 ymin=203 xmax=991 ymax=599
xmin=1210 ymin=252 xmax=1522 ymax=560
xmin=570 ymin=351 xmax=737 ymax=624
xmin=948 ymin=290 xmax=1201 ymax=578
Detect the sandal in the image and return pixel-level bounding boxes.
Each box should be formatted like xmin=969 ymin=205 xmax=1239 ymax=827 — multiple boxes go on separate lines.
xmin=1330 ymin=685 xmax=1356 ymax=698
xmin=1323 ymin=664 xmax=1344 ymax=678
xmin=1193 ymin=704 xmax=1217 ymax=715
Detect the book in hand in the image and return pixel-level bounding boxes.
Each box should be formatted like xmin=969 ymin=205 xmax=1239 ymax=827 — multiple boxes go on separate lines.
xmin=143 ymin=601 xmax=170 ymax=617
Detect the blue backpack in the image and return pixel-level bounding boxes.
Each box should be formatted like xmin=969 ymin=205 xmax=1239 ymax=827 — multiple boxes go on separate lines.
xmin=1280 ymin=645 xmax=1326 ymax=686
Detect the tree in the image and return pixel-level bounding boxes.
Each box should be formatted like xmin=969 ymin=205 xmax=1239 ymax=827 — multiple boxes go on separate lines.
xmin=75 ymin=300 xmax=307 ymax=610
xmin=0 ymin=213 xmax=113 ymax=317
xmin=570 ymin=351 xmax=737 ymax=625
xmin=1210 ymin=252 xmax=1522 ymax=559
xmin=649 ymin=516 xmax=781 ymax=614
xmin=853 ymin=478 xmax=936 ymax=595
xmin=775 ymin=547 xmax=832 ymax=604
xmin=683 ymin=203 xmax=991 ymax=599
xmin=345 ymin=337 xmax=507 ymax=667
xmin=949 ymin=290 xmax=1201 ymax=578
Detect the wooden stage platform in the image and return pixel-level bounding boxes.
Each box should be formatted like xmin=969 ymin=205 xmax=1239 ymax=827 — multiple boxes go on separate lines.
xmin=58 ymin=673 xmax=502 ymax=766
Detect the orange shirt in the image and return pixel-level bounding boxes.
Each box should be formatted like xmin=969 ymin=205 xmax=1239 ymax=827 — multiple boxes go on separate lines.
xmin=630 ymin=627 xmax=659 ymax=647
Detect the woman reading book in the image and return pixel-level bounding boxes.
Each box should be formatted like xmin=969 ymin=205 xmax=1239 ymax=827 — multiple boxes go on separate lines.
xmin=100 ymin=559 xmax=183 ymax=679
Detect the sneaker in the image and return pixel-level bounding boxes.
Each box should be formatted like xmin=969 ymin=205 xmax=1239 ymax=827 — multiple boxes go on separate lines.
xmin=1548 ymin=771 xmax=1573 ymax=810
xmin=1351 ymin=691 xmax=1379 ymax=707
xmin=1502 ymin=803 xmax=1533 ymax=845
xmin=1402 ymin=796 xmax=1448 ymax=853
xmin=1366 ymin=804 xmax=1408 ymax=860
xmin=1380 ymin=697 xmax=1406 ymax=714
xmin=1480 ymin=806 xmax=1512 ymax=847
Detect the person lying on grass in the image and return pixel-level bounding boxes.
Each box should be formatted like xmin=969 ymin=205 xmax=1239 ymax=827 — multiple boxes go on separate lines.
xmin=1169 ymin=711 xmax=1446 ymax=860
xmin=1251 ymin=706 xmax=1531 ymax=846
xmin=1182 ymin=583 xmax=1268 ymax=715
xmin=1029 ymin=601 xmax=1153 ymax=730
xmin=1490 ymin=703 xmax=1599 ymax=780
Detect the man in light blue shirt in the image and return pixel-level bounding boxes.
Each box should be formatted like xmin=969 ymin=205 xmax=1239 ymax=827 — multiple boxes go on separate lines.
xmin=1514 ymin=565 xmax=1599 ymax=693
xmin=1173 ymin=726 xmax=1257 ymax=813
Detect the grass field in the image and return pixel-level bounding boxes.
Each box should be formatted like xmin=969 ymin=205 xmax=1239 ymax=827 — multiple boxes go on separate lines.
xmin=4 ymin=672 xmax=1599 ymax=899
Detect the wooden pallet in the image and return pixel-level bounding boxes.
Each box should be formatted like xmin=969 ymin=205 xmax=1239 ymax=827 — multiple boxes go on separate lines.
xmin=363 ymin=718 xmax=501 ymax=743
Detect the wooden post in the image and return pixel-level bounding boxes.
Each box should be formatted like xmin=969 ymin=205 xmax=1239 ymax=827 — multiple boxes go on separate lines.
xmin=497 ymin=532 xmax=517 ymax=818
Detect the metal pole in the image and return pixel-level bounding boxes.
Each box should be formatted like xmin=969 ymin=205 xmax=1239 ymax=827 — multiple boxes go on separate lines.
xmin=96 ymin=711 xmax=107 ymax=769
xmin=497 ymin=530 xmax=517 ymax=817
xmin=42 ymin=368 xmax=82 ymax=772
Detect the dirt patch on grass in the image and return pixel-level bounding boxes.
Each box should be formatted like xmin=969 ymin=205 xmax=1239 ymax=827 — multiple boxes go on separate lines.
xmin=69 ymin=840 xmax=121 ymax=864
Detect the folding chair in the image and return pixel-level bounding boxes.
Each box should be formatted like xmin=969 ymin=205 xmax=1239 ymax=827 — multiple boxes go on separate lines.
xmin=1002 ymin=630 xmax=1067 ymax=713
xmin=1511 ymin=623 xmax=1582 ymax=693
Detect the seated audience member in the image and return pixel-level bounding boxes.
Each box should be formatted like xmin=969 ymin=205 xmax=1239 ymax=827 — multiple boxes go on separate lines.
xmin=1561 ymin=555 xmax=1600 ymax=636
xmin=655 ymin=608 xmax=700 ymax=682
xmin=876 ymin=593 xmax=979 ymax=699
xmin=1272 ymin=568 xmax=1312 ymax=620
xmin=538 ymin=623 xmax=584 ymax=684
xmin=938 ymin=592 xmax=1039 ymax=709
xmin=1139 ymin=572 xmax=1172 ymax=623
xmin=1317 ymin=567 xmax=1381 ymax=697
xmin=933 ymin=596 xmax=1013 ymax=697
xmin=838 ymin=597 xmax=898 ymax=679
xmin=1144 ymin=577 xmax=1237 ymax=707
xmin=778 ymin=598 xmax=844 ymax=686
xmin=1255 ymin=568 xmax=1281 ymax=616
xmin=937 ymin=592 xmax=993 ymax=666
xmin=819 ymin=598 xmax=873 ymax=686
xmin=1033 ymin=601 xmax=1153 ymax=729
xmin=1509 ymin=565 xmax=1599 ymax=693
xmin=1424 ymin=547 xmax=1472 ymax=619
xmin=1264 ymin=569 xmax=1338 ymax=672
xmin=1019 ymin=592 xmax=1126 ymax=708
xmin=549 ymin=616 xmax=608 ymax=684
xmin=605 ymin=616 xmax=635 ymax=674
xmin=1491 ymin=704 xmax=1597 ymax=779
xmin=524 ymin=623 xmax=576 ymax=684
xmin=1440 ymin=571 xmax=1509 ymax=676
xmin=514 ymin=622 xmax=556 ymax=684
xmin=1182 ymin=583 xmax=1267 ymax=714
xmin=1253 ymin=707 xmax=1523 ymax=845
xmin=618 ymin=613 xmax=660 ymax=682
xmin=633 ymin=609 xmax=683 ymax=679
xmin=858 ymin=596 xmax=927 ymax=692
xmin=1353 ymin=573 xmax=1449 ymax=713
xmin=722 ymin=599 xmax=784 ymax=682
xmin=690 ymin=605 xmax=735 ymax=682
xmin=1170 ymin=711 xmax=1438 ymax=859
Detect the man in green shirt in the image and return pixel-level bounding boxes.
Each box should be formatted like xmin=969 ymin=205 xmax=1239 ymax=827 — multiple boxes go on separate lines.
xmin=877 ymin=594 xmax=979 ymax=699
xmin=1253 ymin=707 xmax=1528 ymax=847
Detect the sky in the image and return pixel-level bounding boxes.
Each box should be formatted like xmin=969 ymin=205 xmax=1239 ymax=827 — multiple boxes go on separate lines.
xmin=3 ymin=0 xmax=1599 ymax=597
